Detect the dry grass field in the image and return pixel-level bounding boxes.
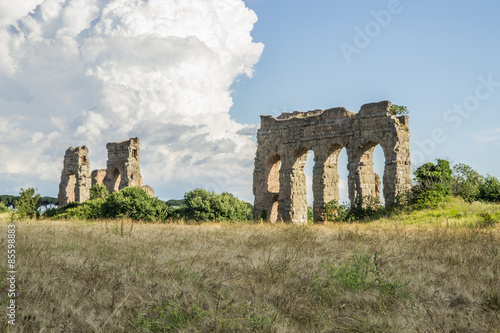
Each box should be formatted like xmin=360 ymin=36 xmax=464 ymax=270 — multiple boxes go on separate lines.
xmin=1 ymin=200 xmax=500 ymax=332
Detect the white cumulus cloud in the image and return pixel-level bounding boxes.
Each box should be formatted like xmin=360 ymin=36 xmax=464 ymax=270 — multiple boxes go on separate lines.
xmin=0 ymin=0 xmax=264 ymax=200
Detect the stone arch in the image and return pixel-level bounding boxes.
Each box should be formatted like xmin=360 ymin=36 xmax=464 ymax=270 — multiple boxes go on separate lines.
xmin=266 ymin=151 xmax=281 ymax=222
xmin=312 ymin=143 xmax=347 ymax=222
xmin=253 ymin=101 xmax=412 ymax=224
xmin=348 ymin=140 xmax=390 ymax=207
xmin=266 ymin=152 xmax=281 ymax=193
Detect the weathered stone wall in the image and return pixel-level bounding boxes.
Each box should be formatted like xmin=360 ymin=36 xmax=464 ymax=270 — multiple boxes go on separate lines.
xmin=253 ymin=101 xmax=412 ymax=224
xmin=58 ymin=146 xmax=91 ymax=206
xmin=91 ymin=169 xmax=106 ymax=187
xmin=102 ymin=137 xmax=143 ymax=194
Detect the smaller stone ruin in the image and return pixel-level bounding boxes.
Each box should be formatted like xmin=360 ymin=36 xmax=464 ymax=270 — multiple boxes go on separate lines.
xmin=57 ymin=137 xmax=154 ymax=206
xmin=92 ymin=137 xmax=143 ymax=194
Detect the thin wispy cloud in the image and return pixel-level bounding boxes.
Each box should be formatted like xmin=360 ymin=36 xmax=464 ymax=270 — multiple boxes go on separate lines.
xmin=473 ymin=128 xmax=500 ymax=146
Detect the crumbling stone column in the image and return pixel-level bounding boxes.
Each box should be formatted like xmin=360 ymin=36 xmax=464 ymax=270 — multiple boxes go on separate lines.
xmin=313 ymin=145 xmax=343 ymax=222
xmin=58 ymin=146 xmax=91 ymax=206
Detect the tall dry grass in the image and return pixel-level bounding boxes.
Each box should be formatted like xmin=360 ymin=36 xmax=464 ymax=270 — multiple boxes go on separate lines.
xmin=0 ymin=214 xmax=499 ymax=332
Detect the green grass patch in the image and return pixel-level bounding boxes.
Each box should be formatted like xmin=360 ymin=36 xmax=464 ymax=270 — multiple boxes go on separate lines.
xmin=316 ymin=250 xmax=411 ymax=307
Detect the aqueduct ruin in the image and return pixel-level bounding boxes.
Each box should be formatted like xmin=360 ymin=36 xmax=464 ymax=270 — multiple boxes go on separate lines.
xmin=58 ymin=137 xmax=153 ymax=206
xmin=253 ymin=101 xmax=412 ymax=224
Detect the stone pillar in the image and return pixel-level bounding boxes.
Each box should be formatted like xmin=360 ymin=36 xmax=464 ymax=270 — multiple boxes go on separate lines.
xmin=313 ymin=145 xmax=342 ymax=222
xmin=348 ymin=143 xmax=382 ymax=208
xmin=58 ymin=146 xmax=91 ymax=206
xmin=383 ymin=134 xmax=412 ymax=206
xmin=278 ymin=149 xmax=308 ymax=224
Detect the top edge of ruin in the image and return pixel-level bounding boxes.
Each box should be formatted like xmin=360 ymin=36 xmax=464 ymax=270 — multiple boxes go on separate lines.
xmin=65 ymin=145 xmax=88 ymax=153
xmin=260 ymin=100 xmax=396 ymax=129
xmin=106 ymin=137 xmax=140 ymax=149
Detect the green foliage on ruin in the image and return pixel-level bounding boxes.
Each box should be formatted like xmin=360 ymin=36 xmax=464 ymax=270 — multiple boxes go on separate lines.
xmin=389 ymin=104 xmax=409 ymax=116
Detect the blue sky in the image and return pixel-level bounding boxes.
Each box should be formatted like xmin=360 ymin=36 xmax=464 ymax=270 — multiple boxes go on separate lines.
xmin=230 ymin=0 xmax=500 ymax=202
xmin=0 ymin=0 xmax=499 ymax=204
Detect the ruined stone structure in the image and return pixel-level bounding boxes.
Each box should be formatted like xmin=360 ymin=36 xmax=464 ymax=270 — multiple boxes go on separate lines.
xmin=92 ymin=138 xmax=143 ymax=194
xmin=58 ymin=137 xmax=153 ymax=206
xmin=58 ymin=146 xmax=91 ymax=206
xmin=253 ymin=101 xmax=411 ymax=224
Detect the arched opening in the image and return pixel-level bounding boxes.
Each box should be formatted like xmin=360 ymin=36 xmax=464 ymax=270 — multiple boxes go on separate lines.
xmin=372 ymin=145 xmax=385 ymax=205
xmin=337 ymin=147 xmax=349 ymax=205
xmin=322 ymin=145 xmax=349 ymax=205
xmin=303 ymin=150 xmax=314 ymax=222
xmin=356 ymin=141 xmax=387 ymax=207
xmin=267 ymin=153 xmax=281 ymax=193
xmin=112 ymin=168 xmax=121 ymax=193
xmin=266 ymin=152 xmax=281 ymax=222
xmin=65 ymin=172 xmax=76 ymax=203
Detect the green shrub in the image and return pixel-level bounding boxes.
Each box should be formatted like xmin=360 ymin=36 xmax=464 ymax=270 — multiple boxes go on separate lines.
xmin=0 ymin=202 xmax=9 ymax=213
xmin=451 ymin=163 xmax=483 ymax=202
xmin=89 ymin=184 xmax=109 ymax=199
xmin=414 ymin=159 xmax=452 ymax=194
xmin=211 ymin=192 xmax=251 ymax=221
xmin=61 ymin=198 xmax=106 ymax=220
xmin=408 ymin=159 xmax=452 ymax=209
xmin=44 ymin=201 xmax=82 ymax=219
xmin=182 ymin=188 xmax=250 ymax=222
xmin=478 ymin=174 xmax=500 ymax=202
xmin=101 ymin=187 xmax=169 ymax=221
xmin=14 ymin=187 xmax=41 ymax=219
xmin=0 ymin=202 xmax=8 ymax=213
xmin=411 ymin=189 xmax=446 ymax=210
xmin=319 ymin=251 xmax=410 ymax=300
xmin=323 ymin=200 xmax=349 ymax=222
